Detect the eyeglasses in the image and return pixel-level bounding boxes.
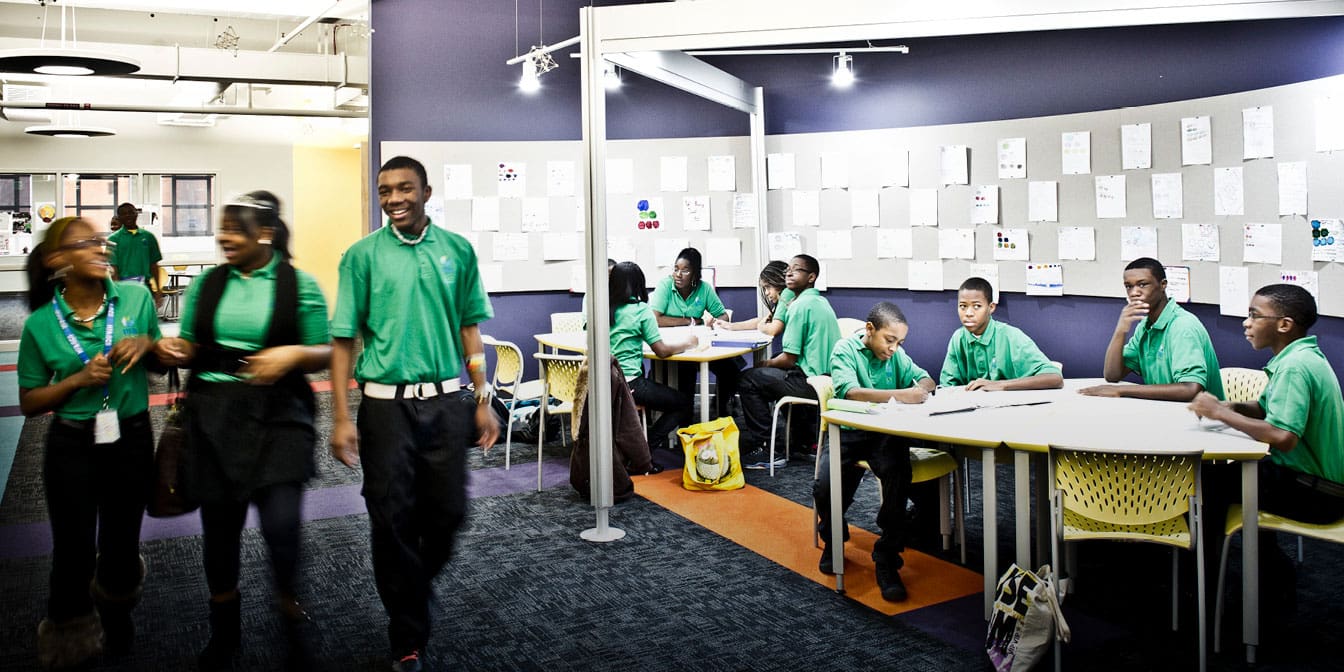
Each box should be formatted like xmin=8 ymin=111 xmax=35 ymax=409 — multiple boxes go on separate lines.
xmin=1247 ymin=313 xmax=1285 ymax=320
xmin=672 ymin=268 xmax=694 ymax=276
xmin=59 ymin=237 xmax=114 ymax=251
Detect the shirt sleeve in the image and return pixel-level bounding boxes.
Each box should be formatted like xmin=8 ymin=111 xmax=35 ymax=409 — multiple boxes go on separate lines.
xmin=638 ymin=305 xmax=662 ymax=345
xmin=648 ymin=277 xmax=673 ymax=315
xmin=147 ymin=233 xmax=163 ymax=265
xmin=1261 ymin=367 xmax=1310 ymax=439
xmin=330 ymin=245 xmax=366 ymax=339
xmin=1121 ymin=331 xmax=1141 ymax=374
xmin=940 ymin=331 xmax=966 ymax=387
xmin=1166 ymin=319 xmax=1213 ymax=388
xmin=780 ymin=304 xmax=806 ymax=356
xmin=295 ymin=270 xmax=332 ymax=345
xmin=17 ymin=319 xmax=53 ymax=389
xmin=830 ymin=340 xmax=860 ymax=400
xmin=704 ymin=283 xmax=727 ymax=318
xmin=898 ymin=348 xmax=931 ymax=384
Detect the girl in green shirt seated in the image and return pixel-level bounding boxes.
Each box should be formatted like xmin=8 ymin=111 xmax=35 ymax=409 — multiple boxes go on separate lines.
xmin=650 ymin=247 xmax=741 ymax=417
xmin=723 ymin=260 xmax=790 ymax=338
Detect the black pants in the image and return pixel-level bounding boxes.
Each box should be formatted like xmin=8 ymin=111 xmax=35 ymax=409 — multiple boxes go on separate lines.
xmin=673 ymin=357 xmax=744 ymax=418
xmin=629 ymin=375 xmax=691 ymax=454
xmin=813 ymin=430 xmax=913 ymax=567
xmin=44 ymin=412 xmax=153 ymax=620
xmin=738 ymin=366 xmax=816 ymax=452
xmin=358 ymin=391 xmax=474 ymax=657
xmin=199 ymin=482 xmax=303 ymax=596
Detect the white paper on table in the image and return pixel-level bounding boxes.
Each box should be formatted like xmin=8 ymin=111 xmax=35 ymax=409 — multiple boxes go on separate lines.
xmin=1166 ymin=265 xmax=1191 ymax=303
xmin=910 ymin=188 xmax=939 ymax=227
xmin=1214 ymin=167 xmax=1244 ymax=217
xmin=1181 ymin=116 xmax=1213 ymax=166
xmin=707 ymin=155 xmax=736 ymax=191
xmin=519 ymin=197 xmax=550 ymax=232
xmin=542 ymin=232 xmax=582 ymax=261
xmin=1181 ymin=223 xmax=1221 ymax=262
xmin=607 ymin=236 xmax=637 ymax=264
xmin=606 ymin=158 xmax=634 ymax=195
xmin=908 ymin=260 xmax=944 ymax=291
xmin=491 ymin=232 xmax=529 ymax=262
xmin=768 ymin=232 xmax=803 ymax=261
xmin=938 ymin=228 xmax=975 ymax=260
xmin=1120 ymin=226 xmax=1158 ymax=261
xmin=968 ymin=263 xmax=1000 ymax=302
xmin=791 ymin=190 xmax=820 ymax=227
xmin=940 ymin=145 xmax=969 ymax=185
xmin=470 ymin=196 xmax=500 ymax=231
xmin=443 ymin=164 xmax=473 ymax=199
xmin=993 ymin=227 xmax=1030 ymax=261
xmin=1095 ymin=175 xmax=1127 ymax=219
xmin=425 ymin=197 xmax=446 ymax=230
xmin=1028 ymin=181 xmax=1058 ymax=222
xmin=660 ymin=156 xmax=688 ymax=193
xmin=654 ymin=237 xmax=690 ymax=267
xmin=1057 ymin=226 xmax=1096 ymax=261
xmin=1242 ymin=106 xmax=1274 ymax=159
xmin=1280 ymin=269 xmax=1320 ymax=299
xmin=1316 ymin=96 xmax=1344 ymax=153
xmin=972 ymin=185 xmax=999 ymax=225
xmin=497 ymin=161 xmax=527 ymax=198
xmin=1151 ymin=173 xmax=1184 ymax=219
xmin=875 ymin=228 xmax=914 ymax=259
xmin=1025 ymin=263 xmax=1064 ymax=296
xmin=766 ymin=153 xmax=796 ymax=190
xmin=821 ymin=153 xmax=850 ymax=189
xmin=851 ymin=190 xmax=880 ymax=227
xmin=546 ymin=161 xmax=575 ymax=197
xmin=1121 ymin=123 xmax=1152 ymax=170
xmin=682 ymin=195 xmax=711 ymax=231
xmin=817 ymin=230 xmax=854 ymax=259
xmin=1311 ymin=218 xmax=1343 ymax=262
xmin=732 ymin=193 xmax=759 ymax=229
xmin=998 ymin=138 xmax=1026 ymax=179
xmin=1243 ymin=223 xmax=1283 ymax=264
xmin=1062 ymin=131 xmax=1091 ymax=175
xmin=882 ymin=150 xmax=910 ymax=187
xmin=1277 ymin=162 xmax=1308 ymax=216
xmin=479 ymin=263 xmax=504 ymax=293
xmin=706 ymin=237 xmax=741 ymax=267
xmin=1220 ymin=266 xmax=1250 ymax=317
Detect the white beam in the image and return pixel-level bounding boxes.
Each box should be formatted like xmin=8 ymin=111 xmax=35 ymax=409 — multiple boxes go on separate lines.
xmin=605 ymin=50 xmax=758 ymax=115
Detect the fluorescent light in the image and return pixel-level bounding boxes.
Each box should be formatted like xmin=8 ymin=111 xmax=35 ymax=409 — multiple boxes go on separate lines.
xmin=519 ymin=58 xmax=541 ymax=93
xmin=832 ymin=52 xmax=854 ymax=88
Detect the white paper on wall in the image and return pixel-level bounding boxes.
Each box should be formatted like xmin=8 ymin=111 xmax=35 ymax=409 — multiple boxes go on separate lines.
xmin=1280 ymin=269 xmax=1320 ymax=300
xmin=1277 ymin=161 xmax=1308 ymax=216
xmin=1121 ymin=123 xmax=1152 ymax=170
xmin=1214 ymin=167 xmax=1244 ymax=217
xmin=1025 ymin=263 xmax=1064 ymax=296
xmin=542 ymin=232 xmax=582 ymax=261
xmin=425 ymin=197 xmax=446 ymax=230
xmin=882 ymin=149 xmax=910 ymax=187
xmin=1095 ymin=175 xmax=1127 ymax=219
xmin=732 ymin=193 xmax=758 ymax=229
xmin=998 ymin=138 xmax=1026 ymax=179
xmin=607 ymin=236 xmax=637 ymax=264
xmin=1120 ymin=226 xmax=1158 ymax=261
xmin=707 ymin=155 xmax=736 ymax=191
xmin=972 ymin=185 xmax=999 ymax=225
xmin=519 ymin=197 xmax=551 ymax=233
xmin=1151 ymin=173 xmax=1183 ymax=220
xmin=910 ymin=188 xmax=939 ymax=227
xmin=606 ymin=158 xmax=634 ymax=195
xmin=993 ymin=228 xmax=1030 ymax=261
xmin=1166 ymin=266 xmax=1191 ymax=303
xmin=768 ymin=232 xmax=803 ymax=262
xmin=682 ymin=196 xmax=711 ymax=231
xmin=546 ymin=161 xmax=575 ymax=197
xmin=1057 ymin=226 xmax=1096 ymax=261
xmin=766 ymin=153 xmax=796 ymax=190
xmin=1181 ymin=223 xmax=1221 ymax=262
xmin=470 ymin=196 xmax=500 ymax=231
xmin=791 ymin=190 xmax=820 ymax=227
xmin=1220 ymin=265 xmax=1249 ymax=317
xmin=875 ymin=228 xmax=914 ymax=259
xmin=479 ymin=263 xmax=504 ymax=293
xmin=968 ymin=263 xmax=1000 ymax=302
xmin=821 ymin=153 xmax=850 ymax=189
xmin=938 ymin=228 xmax=975 ymax=260
xmin=1242 ymin=106 xmax=1274 ymax=159
xmin=1311 ymin=218 xmax=1343 ymax=262
xmin=817 ymin=230 xmax=854 ymax=259
xmin=497 ymin=161 xmax=526 ymax=198
xmin=660 ymin=155 xmax=688 ymax=192
xmin=1181 ymin=116 xmax=1213 ymax=166
xmin=851 ymin=190 xmax=880 ymax=227
xmin=1028 ymin=181 xmax=1058 ymax=222
xmin=1243 ymin=223 xmax=1283 ymax=264
xmin=908 ymin=260 xmax=944 ymax=291
xmin=940 ymin=145 xmax=969 ymax=185
xmin=1316 ymin=96 xmax=1344 ymax=153
xmin=706 ymin=237 xmax=742 ymax=268
xmin=491 ymin=232 xmax=529 ymax=262
xmin=1061 ymin=131 xmax=1091 ymax=175
xmin=654 ymin=237 xmax=690 ymax=268
xmin=443 ymin=164 xmax=473 ymax=199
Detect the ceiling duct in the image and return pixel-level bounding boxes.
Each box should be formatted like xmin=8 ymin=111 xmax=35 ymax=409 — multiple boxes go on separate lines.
xmin=0 ymin=81 xmax=54 ymax=123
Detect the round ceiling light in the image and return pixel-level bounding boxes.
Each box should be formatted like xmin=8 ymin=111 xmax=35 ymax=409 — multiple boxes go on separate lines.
xmin=24 ymin=124 xmax=117 ymax=138
xmin=0 ymin=48 xmax=141 ymax=77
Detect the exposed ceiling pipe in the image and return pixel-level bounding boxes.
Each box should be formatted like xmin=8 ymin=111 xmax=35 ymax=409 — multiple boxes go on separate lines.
xmin=0 ymin=100 xmax=364 ymax=118
xmin=269 ymin=1 xmax=344 ymax=53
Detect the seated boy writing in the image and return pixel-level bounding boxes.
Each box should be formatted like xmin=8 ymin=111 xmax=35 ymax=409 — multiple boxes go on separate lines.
xmin=1079 ymin=257 xmax=1224 ymax=401
xmin=738 ymin=254 xmax=841 ymax=470
xmin=941 ymin=276 xmax=1062 ymax=390
xmin=814 ymin=301 xmax=934 ymax=602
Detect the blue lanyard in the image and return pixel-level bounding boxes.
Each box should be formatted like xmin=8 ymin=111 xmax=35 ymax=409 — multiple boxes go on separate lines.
xmin=52 ymin=294 xmax=115 ymax=404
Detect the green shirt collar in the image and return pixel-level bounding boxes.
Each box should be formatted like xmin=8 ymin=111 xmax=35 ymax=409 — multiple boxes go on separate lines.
xmin=967 ymin=317 xmax=1000 ymax=344
xmin=1265 ymin=335 xmax=1320 ymax=376
xmin=54 ymin=277 xmax=122 ymax=319
xmin=796 ymin=287 xmax=821 ymax=300
xmin=383 ymin=218 xmax=438 ymax=246
xmin=227 ymin=251 xmax=280 ymax=279
xmin=1148 ymin=299 xmax=1181 ymax=332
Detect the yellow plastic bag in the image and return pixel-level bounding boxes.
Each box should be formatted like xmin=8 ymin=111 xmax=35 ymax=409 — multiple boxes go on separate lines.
xmin=678 ymin=416 xmax=745 ymax=491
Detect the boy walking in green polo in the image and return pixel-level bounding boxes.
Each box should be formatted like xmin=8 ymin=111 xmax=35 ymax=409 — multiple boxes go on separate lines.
xmin=941 ymin=276 xmax=1062 ymax=391
xmin=107 ymin=202 xmax=162 ymax=294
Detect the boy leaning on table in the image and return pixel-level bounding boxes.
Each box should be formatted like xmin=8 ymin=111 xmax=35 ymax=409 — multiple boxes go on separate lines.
xmin=1079 ymin=257 xmax=1224 ymax=401
xmin=1189 ymin=284 xmax=1344 ymax=623
xmin=940 ymin=276 xmax=1063 ymax=391
xmin=813 ymin=301 xmax=935 ymax=602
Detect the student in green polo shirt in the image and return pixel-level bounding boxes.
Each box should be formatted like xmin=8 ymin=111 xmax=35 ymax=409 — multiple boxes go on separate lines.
xmin=1079 ymin=257 xmax=1223 ymax=401
xmin=107 ymin=202 xmax=162 ymax=295
xmin=329 ymin=156 xmax=498 ymax=672
xmin=722 ymin=260 xmax=790 ymax=337
xmin=814 ymin=301 xmax=935 ymax=602
xmin=650 ymin=247 xmax=740 ymax=416
xmin=941 ymin=276 xmax=1062 ymax=391
xmin=18 ymin=216 xmax=159 ymax=667
xmin=738 ymin=254 xmax=841 ymax=469
xmin=154 ymin=191 xmax=330 ymax=670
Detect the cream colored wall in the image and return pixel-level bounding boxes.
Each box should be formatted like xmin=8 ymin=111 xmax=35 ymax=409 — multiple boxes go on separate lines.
xmin=290 ymin=144 xmax=366 ymax=307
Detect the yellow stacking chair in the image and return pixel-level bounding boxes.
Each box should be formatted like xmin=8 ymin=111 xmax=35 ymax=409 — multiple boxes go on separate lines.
xmin=532 ymin=353 xmax=585 ymax=492
xmin=836 ymin=317 xmax=866 ymax=337
xmin=549 ymin=311 xmax=585 ymax=334
xmin=481 ymin=335 xmax=544 ymax=470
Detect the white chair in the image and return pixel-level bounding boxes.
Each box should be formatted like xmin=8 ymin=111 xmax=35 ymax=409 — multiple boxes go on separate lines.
xmin=836 ymin=317 xmax=866 ymax=337
xmin=482 ymin=335 xmax=543 ymax=470
xmin=532 ymin=353 xmax=585 ymax=491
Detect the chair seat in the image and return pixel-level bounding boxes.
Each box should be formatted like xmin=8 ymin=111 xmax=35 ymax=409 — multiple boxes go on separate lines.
xmin=1062 ymin=507 xmax=1192 ymax=549
xmin=548 ymin=401 xmax=574 ymax=415
xmin=1223 ymin=504 xmax=1344 ymax=542
xmin=508 ymin=379 xmax=545 ymax=402
xmin=910 ymin=447 xmax=958 ymax=483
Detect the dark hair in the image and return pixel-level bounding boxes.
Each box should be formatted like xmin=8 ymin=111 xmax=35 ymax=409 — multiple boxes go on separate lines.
xmin=1256 ymin=283 xmax=1318 ymax=331
xmin=1124 ymin=257 xmax=1166 ymax=281
xmin=608 ymin=261 xmax=649 ymax=326
xmin=223 ymin=190 xmax=292 ymax=261
xmin=758 ymin=260 xmax=787 ymax=313
xmin=379 ymin=155 xmax=429 ymax=190
xmin=793 ymin=254 xmax=820 ymax=277
xmin=26 ymin=216 xmax=80 ymax=310
xmin=607 ymin=258 xmax=616 ymax=269
xmin=867 ymin=301 xmax=908 ymax=329
xmin=675 ymin=247 xmax=703 ymax=290
xmin=958 ymin=276 xmax=994 ymax=302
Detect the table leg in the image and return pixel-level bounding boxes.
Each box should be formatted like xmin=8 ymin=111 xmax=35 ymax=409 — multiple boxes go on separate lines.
xmin=829 ymin=422 xmax=845 ymax=594
xmin=699 ymin=362 xmax=711 ymax=423
xmin=1242 ymin=460 xmax=1259 ymax=664
xmin=1014 ymin=451 xmax=1031 ymax=569
xmin=983 ymin=446 xmax=997 ymax=620
xmin=1033 ymin=456 xmax=1050 ymax=571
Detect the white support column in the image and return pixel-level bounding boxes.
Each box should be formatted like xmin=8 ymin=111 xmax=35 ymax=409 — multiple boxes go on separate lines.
xmin=749 ymin=87 xmax=768 ymax=280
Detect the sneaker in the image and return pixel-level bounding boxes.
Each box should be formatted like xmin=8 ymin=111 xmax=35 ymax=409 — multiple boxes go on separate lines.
xmin=392 ymin=650 xmax=422 ymax=672
xmin=818 ymin=546 xmax=837 ymax=575
xmin=874 ymin=563 xmax=908 ymax=602
xmin=742 ymin=447 xmax=786 ymax=470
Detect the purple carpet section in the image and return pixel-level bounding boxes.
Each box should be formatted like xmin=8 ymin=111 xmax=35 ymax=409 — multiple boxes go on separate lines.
xmin=0 ymin=457 xmax=572 ymax=560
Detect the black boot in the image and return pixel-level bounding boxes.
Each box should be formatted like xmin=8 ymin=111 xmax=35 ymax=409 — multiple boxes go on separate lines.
xmin=36 ymin=611 xmax=103 ymax=670
xmin=91 ymin=554 xmax=146 ymax=656
xmin=198 ymin=594 xmax=241 ymax=671
xmin=277 ymin=594 xmax=315 ymax=671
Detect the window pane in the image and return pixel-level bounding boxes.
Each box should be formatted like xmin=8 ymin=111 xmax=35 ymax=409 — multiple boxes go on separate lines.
xmin=81 ymin=178 xmax=117 ymax=206
xmin=176 ymin=207 xmax=210 ymax=234
xmin=175 ymin=179 xmax=208 ymax=205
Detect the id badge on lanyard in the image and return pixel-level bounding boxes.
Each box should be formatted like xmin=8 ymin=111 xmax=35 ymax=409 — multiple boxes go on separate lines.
xmin=52 ymin=296 xmax=120 ymax=444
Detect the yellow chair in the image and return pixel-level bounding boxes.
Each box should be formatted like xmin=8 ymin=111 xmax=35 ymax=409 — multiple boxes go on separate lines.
xmin=482 ymin=335 xmax=544 ymax=470
xmin=550 ymin=311 xmax=585 ymax=334
xmin=155 ymin=266 xmax=187 ymax=321
xmin=1220 ymin=367 xmax=1268 ymax=403
xmin=1049 ymin=446 xmax=1207 ymax=672
xmin=533 ymin=353 xmax=585 ymax=492
xmin=836 ymin=317 xmax=866 ymax=337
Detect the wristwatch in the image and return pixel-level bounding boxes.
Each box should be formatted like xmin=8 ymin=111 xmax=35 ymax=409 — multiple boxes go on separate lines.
xmin=473 ymin=383 xmax=495 ymax=405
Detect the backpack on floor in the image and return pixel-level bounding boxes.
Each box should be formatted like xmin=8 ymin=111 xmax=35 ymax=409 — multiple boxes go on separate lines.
xmin=678 ymin=416 xmax=745 ymax=491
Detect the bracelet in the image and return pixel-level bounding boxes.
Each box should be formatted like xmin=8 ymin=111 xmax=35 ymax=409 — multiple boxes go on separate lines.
xmin=473 ymin=382 xmax=494 ymax=405
xmin=466 ymin=352 xmax=486 ymax=375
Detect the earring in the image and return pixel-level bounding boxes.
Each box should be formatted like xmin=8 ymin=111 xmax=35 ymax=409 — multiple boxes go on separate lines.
xmin=259 ymin=239 xmax=272 ymax=245
xmin=49 ymin=264 xmax=72 ymax=280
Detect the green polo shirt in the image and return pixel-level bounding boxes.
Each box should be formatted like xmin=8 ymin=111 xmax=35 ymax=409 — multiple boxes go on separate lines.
xmin=331 ymin=221 xmax=493 ymax=384
xmin=772 ymin=288 xmax=797 ymax=324
xmin=18 ymin=279 xmax=161 ymax=419
xmin=1121 ymin=301 xmax=1225 ymax=399
xmin=781 ymin=288 xmax=840 ymax=378
xmin=1258 ymin=336 xmax=1344 ymax=482
xmin=108 ymin=227 xmax=162 ymax=280
xmin=610 ymin=301 xmax=662 ymax=379
xmin=940 ymin=318 xmax=1060 ymax=386
xmin=178 ymin=255 xmax=330 ymax=383
xmin=649 ymin=275 xmax=727 ymax=321
xmin=831 ymin=333 xmax=929 ymax=400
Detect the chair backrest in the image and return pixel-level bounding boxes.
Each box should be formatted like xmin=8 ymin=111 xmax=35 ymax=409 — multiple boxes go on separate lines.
xmin=1051 ymin=446 xmax=1199 ymax=526
xmin=808 ymin=375 xmax=835 ymax=432
xmin=1221 ymin=367 xmax=1268 ymax=403
xmin=550 ymin=311 xmax=585 ymax=333
xmin=836 ymin=317 xmax=866 ymax=338
xmin=534 ymin=353 xmax=586 ymax=405
xmin=482 ymin=335 xmax=525 ymax=393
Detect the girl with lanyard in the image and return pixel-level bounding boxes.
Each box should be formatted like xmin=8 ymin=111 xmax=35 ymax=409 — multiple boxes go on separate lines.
xmin=649 ymin=247 xmax=741 ymax=418
xmin=18 ymin=216 xmax=159 ymax=669
xmin=154 ymin=191 xmax=330 ymax=671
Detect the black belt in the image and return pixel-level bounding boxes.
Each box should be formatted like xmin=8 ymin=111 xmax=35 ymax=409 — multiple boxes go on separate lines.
xmin=55 ymin=411 xmax=149 ymax=432
xmin=1295 ymin=473 xmax=1344 ymax=499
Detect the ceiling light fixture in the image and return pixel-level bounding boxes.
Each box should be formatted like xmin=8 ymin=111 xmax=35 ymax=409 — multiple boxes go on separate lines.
xmin=832 ymin=52 xmax=855 ymax=88
xmin=24 ymin=123 xmax=116 ymax=138
xmin=0 ymin=4 xmax=140 ymax=77
xmin=602 ymin=61 xmax=622 ymax=90
xmin=519 ymin=57 xmax=541 ymax=93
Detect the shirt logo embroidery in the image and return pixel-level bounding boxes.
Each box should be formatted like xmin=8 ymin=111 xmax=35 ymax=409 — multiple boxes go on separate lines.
xmin=120 ymin=316 xmax=138 ymax=336
xmin=439 ymin=256 xmax=456 ymax=283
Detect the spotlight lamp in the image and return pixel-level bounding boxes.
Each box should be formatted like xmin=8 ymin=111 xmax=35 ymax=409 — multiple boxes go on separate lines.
xmin=603 ymin=61 xmax=621 ymax=90
xmin=519 ymin=57 xmax=541 ymax=93
xmin=832 ymin=52 xmax=855 ymax=88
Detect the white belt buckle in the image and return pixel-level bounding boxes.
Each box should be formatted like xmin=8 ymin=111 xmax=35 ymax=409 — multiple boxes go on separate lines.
xmin=412 ymin=382 xmax=436 ymax=400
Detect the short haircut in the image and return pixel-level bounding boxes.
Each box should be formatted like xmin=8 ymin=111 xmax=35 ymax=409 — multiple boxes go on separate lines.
xmin=379 ymin=155 xmax=429 ymax=190
xmin=867 ymin=301 xmax=908 ymax=329
xmin=1255 ymin=283 xmax=1318 ymax=331
xmin=116 ymin=202 xmax=137 ymax=216
xmin=792 ymin=254 xmax=820 ymax=277
xmin=958 ymin=276 xmax=994 ymax=302
xmin=676 ymin=247 xmax=703 ymax=289
xmin=1124 ymin=256 xmax=1166 ymax=281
